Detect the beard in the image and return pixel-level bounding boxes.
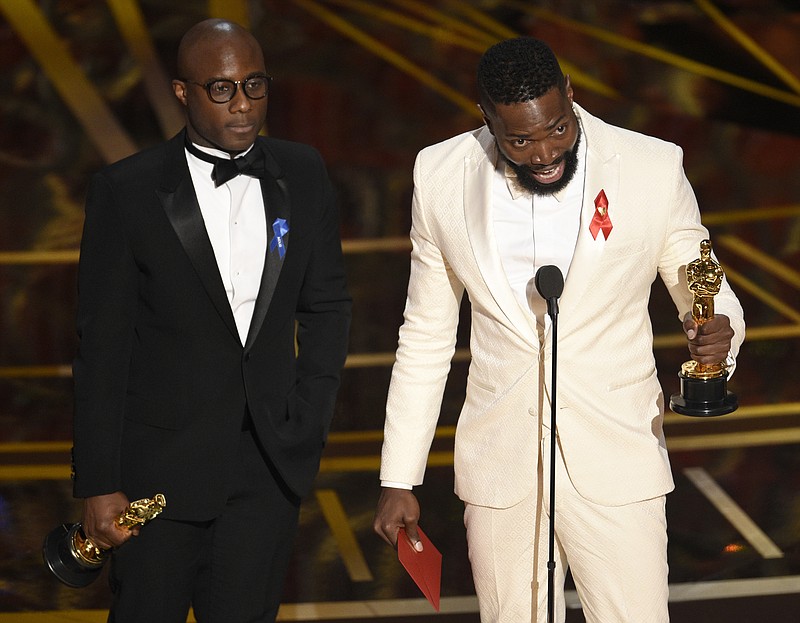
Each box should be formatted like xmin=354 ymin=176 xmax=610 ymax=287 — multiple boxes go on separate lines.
xmin=504 ymin=126 xmax=582 ymax=197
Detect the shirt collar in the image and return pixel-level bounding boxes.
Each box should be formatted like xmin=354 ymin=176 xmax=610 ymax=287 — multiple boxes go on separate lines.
xmin=187 ymin=141 xmax=254 ymax=162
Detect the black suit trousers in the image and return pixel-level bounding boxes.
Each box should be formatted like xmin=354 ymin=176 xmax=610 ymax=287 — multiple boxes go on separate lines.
xmin=108 ymin=429 xmax=301 ymax=623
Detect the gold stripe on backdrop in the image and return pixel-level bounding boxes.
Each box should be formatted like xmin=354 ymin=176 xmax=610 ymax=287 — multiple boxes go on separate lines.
xmin=652 ymin=324 xmax=800 ymax=348
xmin=315 ymin=489 xmax=374 ymax=581
xmin=323 ymin=0 xmax=490 ymax=52
xmin=342 ymin=237 xmax=410 ymax=253
xmin=684 ymin=466 xmax=784 ymax=559
xmin=4 ymin=433 xmax=797 ymax=481
xmin=723 ymin=266 xmax=800 ymax=324
xmin=8 ymin=409 xmax=793 ymax=450
xmin=2 ymin=225 xmax=798 ymax=266
xmin=105 ymin=0 xmax=184 ymax=138
xmin=0 ymin=0 xmax=137 ymax=163
xmin=668 ymin=428 xmax=800 ymax=451
xmin=694 ymin=0 xmax=800 ymax=95
xmin=3 ymin=431 xmax=800 ymax=480
xmin=0 ymin=465 xmax=71 ymax=480
xmin=702 ymin=204 xmax=800 ymax=225
xmin=444 ymin=0 xmax=517 ymax=41
xmin=388 ymin=0 xmax=499 ymax=44
xmin=0 ymin=238 xmax=414 ymax=265
xmin=505 ymin=1 xmax=800 ymax=109
xmin=663 ymin=401 xmax=800 ymax=424
xmin=0 ymin=251 xmax=79 ymax=265
xmin=0 ymin=441 xmax=71 ymax=453
xmin=0 ymin=323 xmax=799 ymax=378
xmin=208 ymin=0 xmax=250 ymax=28
xmin=717 ymin=235 xmax=800 ymax=289
xmin=294 ymin=0 xmax=481 ymax=119
xmin=1 ymin=403 xmax=798 ymax=452
xmin=0 ymin=366 xmax=72 ymax=379
xmin=290 ymin=425 xmax=800 ymax=471
xmin=440 ymin=0 xmax=620 ymax=99
xmin=383 ymin=0 xmax=620 ymax=100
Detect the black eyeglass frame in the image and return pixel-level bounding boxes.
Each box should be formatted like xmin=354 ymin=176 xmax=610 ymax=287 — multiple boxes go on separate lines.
xmin=180 ymin=74 xmax=272 ymax=104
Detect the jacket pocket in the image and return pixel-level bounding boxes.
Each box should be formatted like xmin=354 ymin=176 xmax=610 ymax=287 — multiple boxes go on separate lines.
xmin=606 ymin=367 xmax=657 ymax=392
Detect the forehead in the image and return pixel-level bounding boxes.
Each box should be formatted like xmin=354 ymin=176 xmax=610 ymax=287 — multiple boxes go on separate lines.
xmin=186 ymin=35 xmax=265 ymax=79
xmin=491 ymin=88 xmax=573 ymax=136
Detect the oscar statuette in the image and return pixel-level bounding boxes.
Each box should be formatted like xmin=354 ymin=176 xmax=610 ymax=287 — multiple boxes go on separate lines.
xmin=43 ymin=493 xmax=166 ymax=587
xmin=669 ymin=240 xmax=738 ymax=417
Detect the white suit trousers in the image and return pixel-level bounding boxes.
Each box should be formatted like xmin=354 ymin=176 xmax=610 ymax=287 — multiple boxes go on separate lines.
xmin=464 ymin=435 xmax=669 ymax=623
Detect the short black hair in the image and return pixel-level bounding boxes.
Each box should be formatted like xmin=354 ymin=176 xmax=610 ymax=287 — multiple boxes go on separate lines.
xmin=477 ymin=37 xmax=565 ymax=111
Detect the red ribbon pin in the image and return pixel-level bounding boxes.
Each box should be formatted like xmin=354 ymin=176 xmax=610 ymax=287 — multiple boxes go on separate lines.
xmin=589 ymin=189 xmax=613 ymax=240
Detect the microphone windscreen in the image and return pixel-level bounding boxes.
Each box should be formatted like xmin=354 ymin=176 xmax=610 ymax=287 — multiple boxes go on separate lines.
xmin=535 ymin=265 xmax=564 ymax=300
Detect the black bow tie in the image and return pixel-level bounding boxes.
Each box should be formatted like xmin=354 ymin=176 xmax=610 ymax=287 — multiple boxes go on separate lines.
xmin=184 ymin=139 xmax=267 ymax=187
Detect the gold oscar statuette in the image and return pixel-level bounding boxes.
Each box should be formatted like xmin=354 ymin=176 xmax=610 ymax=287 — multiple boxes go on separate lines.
xmin=669 ymin=240 xmax=738 ymax=416
xmin=43 ymin=493 xmax=166 ymax=588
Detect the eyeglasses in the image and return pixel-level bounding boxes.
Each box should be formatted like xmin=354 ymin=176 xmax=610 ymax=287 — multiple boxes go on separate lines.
xmin=182 ymin=74 xmax=272 ymax=104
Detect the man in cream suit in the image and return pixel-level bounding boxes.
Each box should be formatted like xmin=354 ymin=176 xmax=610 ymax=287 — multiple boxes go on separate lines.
xmin=373 ymin=37 xmax=744 ymax=622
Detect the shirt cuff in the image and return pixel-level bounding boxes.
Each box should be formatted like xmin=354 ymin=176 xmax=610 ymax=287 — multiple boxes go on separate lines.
xmin=381 ymin=481 xmax=413 ymax=490
xmin=725 ymin=351 xmax=736 ymax=379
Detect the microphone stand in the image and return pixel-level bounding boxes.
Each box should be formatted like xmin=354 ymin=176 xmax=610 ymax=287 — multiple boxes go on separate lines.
xmin=545 ymin=292 xmax=558 ymax=623
xmin=535 ymin=264 xmax=563 ymax=623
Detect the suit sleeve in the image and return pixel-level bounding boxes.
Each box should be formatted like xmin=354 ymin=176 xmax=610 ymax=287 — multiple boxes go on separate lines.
xmin=380 ymin=152 xmax=466 ymax=486
xmin=72 ymin=172 xmax=138 ymax=497
xmin=294 ymin=150 xmax=352 ymax=441
xmin=657 ymin=145 xmax=745 ymax=364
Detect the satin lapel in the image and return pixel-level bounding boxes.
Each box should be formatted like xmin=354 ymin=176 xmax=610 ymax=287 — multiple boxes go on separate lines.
xmin=464 ymin=130 xmax=537 ymax=343
xmin=559 ymin=111 xmax=620 ymax=320
xmin=244 ymin=141 xmax=288 ymax=352
xmin=157 ymin=135 xmax=239 ymax=341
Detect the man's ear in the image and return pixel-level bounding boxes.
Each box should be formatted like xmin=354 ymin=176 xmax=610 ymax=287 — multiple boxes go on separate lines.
xmin=478 ymin=104 xmax=494 ymax=135
xmin=172 ymin=79 xmax=188 ymax=106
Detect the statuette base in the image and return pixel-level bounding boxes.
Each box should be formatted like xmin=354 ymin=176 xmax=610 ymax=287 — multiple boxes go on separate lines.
xmin=43 ymin=523 xmax=103 ymax=588
xmin=670 ymin=372 xmax=738 ymax=417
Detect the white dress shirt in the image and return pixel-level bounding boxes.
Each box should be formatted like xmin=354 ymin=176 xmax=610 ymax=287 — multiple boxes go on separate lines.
xmin=491 ymin=143 xmax=586 ymax=325
xmin=185 ymin=143 xmax=267 ymax=345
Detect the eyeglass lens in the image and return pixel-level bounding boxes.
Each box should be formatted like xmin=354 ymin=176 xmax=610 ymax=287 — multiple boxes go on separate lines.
xmin=207 ymin=76 xmax=269 ymax=103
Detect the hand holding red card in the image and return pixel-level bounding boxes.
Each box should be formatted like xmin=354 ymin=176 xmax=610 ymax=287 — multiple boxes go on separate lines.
xmin=397 ymin=526 xmax=442 ymax=611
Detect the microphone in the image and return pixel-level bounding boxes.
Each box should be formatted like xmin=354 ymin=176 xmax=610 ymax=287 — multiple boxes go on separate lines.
xmin=535 ymin=265 xmax=564 ymax=318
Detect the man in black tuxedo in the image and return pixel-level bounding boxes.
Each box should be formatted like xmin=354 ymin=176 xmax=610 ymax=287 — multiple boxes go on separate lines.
xmin=71 ymin=18 xmax=351 ymax=622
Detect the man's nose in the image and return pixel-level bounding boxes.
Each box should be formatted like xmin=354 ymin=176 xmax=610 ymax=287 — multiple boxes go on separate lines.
xmin=528 ymin=141 xmax=556 ymax=166
xmin=228 ymin=86 xmax=252 ymax=112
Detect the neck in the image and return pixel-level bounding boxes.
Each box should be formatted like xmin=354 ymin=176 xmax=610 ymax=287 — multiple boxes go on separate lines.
xmin=184 ymin=129 xmax=254 ymax=158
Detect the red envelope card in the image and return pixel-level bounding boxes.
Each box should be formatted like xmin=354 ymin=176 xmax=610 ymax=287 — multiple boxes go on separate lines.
xmin=397 ymin=527 xmax=442 ymax=611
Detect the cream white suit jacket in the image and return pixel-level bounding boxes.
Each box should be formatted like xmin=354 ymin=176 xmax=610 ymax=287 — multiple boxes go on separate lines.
xmin=380 ymin=104 xmax=745 ymax=509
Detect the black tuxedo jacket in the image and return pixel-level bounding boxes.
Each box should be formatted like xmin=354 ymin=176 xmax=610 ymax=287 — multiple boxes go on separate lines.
xmin=72 ymin=130 xmax=351 ymax=520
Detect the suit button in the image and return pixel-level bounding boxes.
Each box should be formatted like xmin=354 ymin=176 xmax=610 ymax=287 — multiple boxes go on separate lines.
xmin=528 ymin=407 xmax=535 ymax=416
xmin=244 ymin=354 xmax=251 ymax=362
